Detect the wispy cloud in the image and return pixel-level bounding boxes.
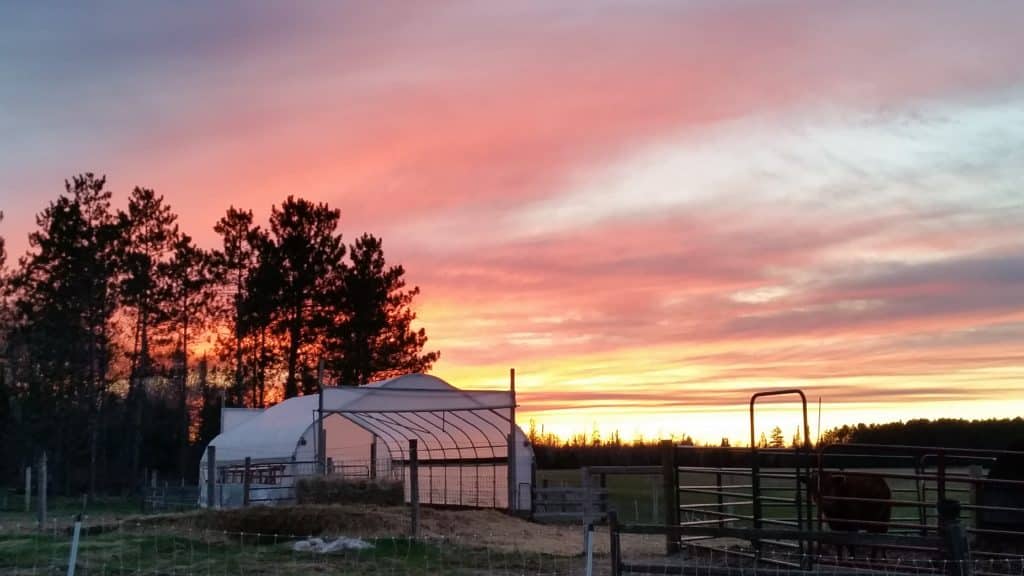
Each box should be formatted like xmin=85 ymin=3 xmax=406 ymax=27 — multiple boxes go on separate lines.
xmin=2 ymin=0 xmax=1023 ymax=441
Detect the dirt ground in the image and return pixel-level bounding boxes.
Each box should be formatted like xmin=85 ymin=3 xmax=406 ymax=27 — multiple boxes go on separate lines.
xmin=73 ymin=504 xmax=667 ymax=558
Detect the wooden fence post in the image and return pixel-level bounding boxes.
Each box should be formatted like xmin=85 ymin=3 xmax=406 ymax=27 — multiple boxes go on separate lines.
xmin=206 ymin=446 xmax=216 ymax=509
xmin=661 ymin=440 xmax=679 ymax=555
xmin=608 ymin=510 xmax=622 ymax=576
xmin=409 ymin=439 xmax=419 ymax=539
xmin=242 ymin=457 xmax=251 ymax=507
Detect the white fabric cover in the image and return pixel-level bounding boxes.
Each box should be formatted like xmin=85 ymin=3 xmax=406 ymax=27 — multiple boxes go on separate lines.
xmin=199 ymin=373 xmax=533 ymax=510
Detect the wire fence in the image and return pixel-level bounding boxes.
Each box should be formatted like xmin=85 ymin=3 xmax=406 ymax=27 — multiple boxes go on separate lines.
xmin=0 ymin=517 xmax=596 ymax=575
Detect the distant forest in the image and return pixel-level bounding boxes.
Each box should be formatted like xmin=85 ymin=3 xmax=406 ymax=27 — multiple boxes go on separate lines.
xmin=0 ymin=174 xmax=439 ymax=494
xmin=533 ymin=417 xmax=1024 ymax=469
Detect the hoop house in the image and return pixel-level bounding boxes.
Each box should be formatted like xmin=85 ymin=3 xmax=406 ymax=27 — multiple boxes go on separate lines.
xmin=198 ymin=373 xmax=533 ymax=511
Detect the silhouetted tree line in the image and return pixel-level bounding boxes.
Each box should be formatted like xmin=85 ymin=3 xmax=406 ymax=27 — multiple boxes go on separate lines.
xmin=533 ymin=418 xmax=1024 ymax=469
xmin=820 ymin=418 xmax=1024 ymax=450
xmin=0 ymin=174 xmax=438 ymax=495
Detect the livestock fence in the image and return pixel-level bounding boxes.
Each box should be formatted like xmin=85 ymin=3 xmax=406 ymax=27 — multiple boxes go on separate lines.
xmin=606 ymin=440 xmax=1024 ymax=576
xmin=0 ymin=517 xmax=598 ymax=575
xmin=597 ymin=388 xmax=1024 ymax=575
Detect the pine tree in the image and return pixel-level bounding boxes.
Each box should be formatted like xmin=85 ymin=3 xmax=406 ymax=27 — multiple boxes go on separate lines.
xmin=7 ymin=174 xmax=123 ymax=493
xmin=161 ymin=234 xmax=215 ymax=477
xmin=329 ymin=234 xmax=439 ymax=384
xmin=769 ymin=426 xmax=785 ymax=448
xmin=267 ymin=197 xmax=346 ymax=398
xmin=211 ymin=207 xmax=258 ymax=405
xmin=119 ymin=186 xmax=178 ymax=486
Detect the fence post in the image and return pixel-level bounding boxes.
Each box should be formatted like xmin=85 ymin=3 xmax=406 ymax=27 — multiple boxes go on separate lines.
xmin=938 ymin=499 xmax=970 ymax=576
xmin=661 ymin=440 xmax=679 ymax=555
xmin=37 ymin=451 xmax=47 ymax=529
xmin=206 ymin=446 xmax=216 ymax=509
xmin=25 ymin=466 xmax=31 ymax=513
xmin=66 ymin=514 xmax=82 ymax=576
xmin=608 ymin=509 xmax=622 ymax=576
xmin=409 ymin=439 xmax=419 ymax=539
xmin=370 ymin=437 xmax=377 ymax=480
xmin=584 ymin=521 xmax=595 ymax=576
xmin=242 ymin=457 xmax=251 ymax=507
xmin=581 ymin=467 xmax=591 ymax=525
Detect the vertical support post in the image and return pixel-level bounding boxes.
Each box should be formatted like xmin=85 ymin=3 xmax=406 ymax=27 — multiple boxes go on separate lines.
xmin=319 ymin=428 xmax=327 ymax=475
xmin=751 ymin=445 xmax=762 ymax=558
xmin=608 ymin=509 xmax=622 ymax=576
xmin=937 ymin=451 xmax=947 ymax=508
xmin=206 ymin=446 xmax=216 ymax=509
xmin=584 ymin=521 xmax=595 ymax=576
xmin=370 ymin=436 xmax=378 ymax=480
xmin=25 ymin=466 xmax=31 ymax=513
xmin=716 ymin=470 xmax=725 ymax=528
xmin=938 ymin=499 xmax=970 ymax=576
xmin=507 ymin=367 xmax=517 ymax=513
xmin=242 ymin=457 xmax=251 ymax=507
xmin=66 ymin=514 xmax=82 ymax=576
xmin=661 ymin=439 xmax=679 ymax=555
xmin=317 ymin=358 xmax=325 ymax=475
xmin=409 ymin=439 xmax=420 ymax=539
xmin=581 ymin=467 xmax=592 ymax=525
xmin=37 ymin=451 xmax=47 ymax=529
xmin=326 ymin=457 xmax=334 ymax=475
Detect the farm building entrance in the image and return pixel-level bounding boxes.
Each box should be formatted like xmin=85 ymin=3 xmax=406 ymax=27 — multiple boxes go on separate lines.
xmin=198 ymin=373 xmax=534 ymax=512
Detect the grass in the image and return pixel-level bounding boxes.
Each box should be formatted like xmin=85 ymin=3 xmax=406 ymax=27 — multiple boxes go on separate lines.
xmin=0 ymin=494 xmax=147 ymax=528
xmin=0 ymin=526 xmax=575 ymax=575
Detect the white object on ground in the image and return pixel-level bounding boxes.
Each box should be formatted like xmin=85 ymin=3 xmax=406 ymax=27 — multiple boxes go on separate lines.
xmin=292 ymin=536 xmax=373 ymax=553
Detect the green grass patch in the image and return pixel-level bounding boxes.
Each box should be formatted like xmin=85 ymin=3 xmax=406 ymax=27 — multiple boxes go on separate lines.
xmin=0 ymin=526 xmax=572 ymax=575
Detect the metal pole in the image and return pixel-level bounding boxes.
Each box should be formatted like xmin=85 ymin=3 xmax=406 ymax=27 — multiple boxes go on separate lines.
xmin=409 ymin=439 xmax=419 ymax=539
xmin=317 ymin=358 xmax=325 ymax=475
xmin=25 ymin=466 xmax=31 ymax=513
xmin=242 ymin=457 xmax=251 ymax=507
xmin=507 ymin=367 xmax=517 ymax=512
xmin=370 ymin=436 xmax=378 ymax=480
xmin=206 ymin=446 xmax=216 ymax=509
xmin=661 ymin=439 xmax=679 ymax=555
xmin=66 ymin=514 xmax=82 ymax=576
xmin=584 ymin=522 xmax=595 ymax=576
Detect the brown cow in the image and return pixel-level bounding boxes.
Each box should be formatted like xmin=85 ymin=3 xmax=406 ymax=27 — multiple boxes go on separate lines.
xmin=809 ymin=471 xmax=892 ymax=559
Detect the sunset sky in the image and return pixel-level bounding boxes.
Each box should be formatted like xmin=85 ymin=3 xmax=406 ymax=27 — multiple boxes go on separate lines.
xmin=2 ymin=1 xmax=1023 ymax=444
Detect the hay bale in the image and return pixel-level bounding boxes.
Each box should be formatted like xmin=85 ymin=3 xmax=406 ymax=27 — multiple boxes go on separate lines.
xmin=295 ymin=476 xmax=403 ymax=506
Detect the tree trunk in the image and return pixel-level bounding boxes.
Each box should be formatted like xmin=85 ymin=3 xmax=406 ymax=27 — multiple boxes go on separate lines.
xmin=285 ymin=317 xmax=300 ymax=398
xmin=131 ymin=318 xmax=148 ymax=490
xmin=234 ymin=271 xmax=244 ymax=399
